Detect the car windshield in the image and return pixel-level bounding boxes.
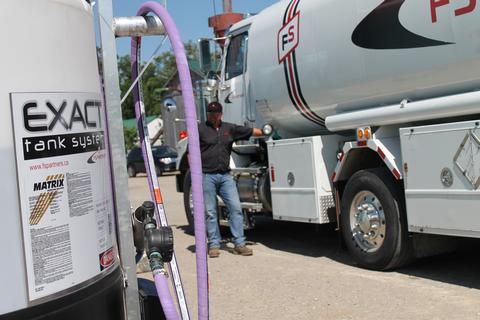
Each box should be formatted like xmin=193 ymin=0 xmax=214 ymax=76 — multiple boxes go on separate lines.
xmin=152 ymin=146 xmax=177 ymax=157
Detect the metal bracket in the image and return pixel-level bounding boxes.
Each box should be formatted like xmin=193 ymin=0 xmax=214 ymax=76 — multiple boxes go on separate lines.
xmin=97 ymin=1 xmax=141 ymax=319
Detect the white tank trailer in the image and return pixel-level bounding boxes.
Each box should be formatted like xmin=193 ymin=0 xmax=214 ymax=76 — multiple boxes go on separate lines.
xmin=178 ymin=0 xmax=480 ymax=270
xmin=0 ymin=1 xmax=124 ymax=319
xmin=238 ymin=0 xmax=480 ymax=137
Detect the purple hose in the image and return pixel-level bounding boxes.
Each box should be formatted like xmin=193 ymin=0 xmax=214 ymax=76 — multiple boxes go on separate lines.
xmin=154 ymin=273 xmax=180 ymax=320
xmin=132 ymin=2 xmax=209 ymax=320
xmin=131 ymin=48 xmax=182 ymax=320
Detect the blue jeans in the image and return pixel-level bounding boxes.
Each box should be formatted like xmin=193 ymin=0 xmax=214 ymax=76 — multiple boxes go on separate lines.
xmin=203 ymin=173 xmax=245 ymax=249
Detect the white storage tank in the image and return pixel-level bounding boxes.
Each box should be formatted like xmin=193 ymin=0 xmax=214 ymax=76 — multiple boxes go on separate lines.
xmin=0 ymin=1 xmax=124 ymax=319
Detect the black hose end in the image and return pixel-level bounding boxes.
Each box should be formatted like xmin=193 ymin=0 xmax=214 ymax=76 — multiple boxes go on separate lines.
xmin=146 ymin=226 xmax=174 ymax=263
xmin=132 ymin=201 xmax=157 ymax=251
xmin=142 ymin=201 xmax=155 ymax=219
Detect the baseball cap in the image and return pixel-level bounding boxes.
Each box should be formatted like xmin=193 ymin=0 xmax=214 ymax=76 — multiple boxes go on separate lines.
xmin=206 ymin=102 xmax=223 ymax=113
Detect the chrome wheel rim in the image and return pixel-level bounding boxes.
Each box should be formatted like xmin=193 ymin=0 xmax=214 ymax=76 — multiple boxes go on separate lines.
xmin=349 ymin=191 xmax=386 ymax=252
xmin=189 ymin=189 xmax=194 ymax=218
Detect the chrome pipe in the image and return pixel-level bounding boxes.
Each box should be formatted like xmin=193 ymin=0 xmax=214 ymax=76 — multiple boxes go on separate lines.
xmin=113 ymin=16 xmax=165 ymax=38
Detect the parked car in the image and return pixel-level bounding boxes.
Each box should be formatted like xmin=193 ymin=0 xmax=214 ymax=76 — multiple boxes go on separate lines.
xmin=126 ymin=145 xmax=178 ymax=177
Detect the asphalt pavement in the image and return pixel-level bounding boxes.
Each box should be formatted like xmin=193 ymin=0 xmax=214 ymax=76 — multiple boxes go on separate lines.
xmin=128 ymin=174 xmax=480 ymax=320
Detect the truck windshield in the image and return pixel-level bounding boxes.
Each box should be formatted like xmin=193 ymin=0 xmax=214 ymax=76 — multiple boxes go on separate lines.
xmin=225 ymin=32 xmax=248 ymax=80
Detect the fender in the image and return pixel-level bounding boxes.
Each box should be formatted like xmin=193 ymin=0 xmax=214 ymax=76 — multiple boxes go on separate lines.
xmin=332 ymin=138 xmax=403 ymax=183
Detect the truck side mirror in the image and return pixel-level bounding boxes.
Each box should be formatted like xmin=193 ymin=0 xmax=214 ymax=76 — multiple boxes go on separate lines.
xmin=206 ymin=70 xmax=218 ymax=89
xmin=163 ymin=98 xmax=177 ymax=112
xmin=199 ymin=38 xmax=211 ymax=74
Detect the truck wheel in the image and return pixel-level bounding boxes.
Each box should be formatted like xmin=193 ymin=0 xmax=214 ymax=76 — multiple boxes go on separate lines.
xmin=183 ymin=170 xmax=195 ymax=234
xmin=127 ymin=165 xmax=136 ymax=178
xmin=340 ymin=168 xmax=413 ymax=270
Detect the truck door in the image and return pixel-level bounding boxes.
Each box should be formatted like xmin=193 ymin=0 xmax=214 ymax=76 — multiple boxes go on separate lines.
xmin=219 ymin=30 xmax=250 ymax=125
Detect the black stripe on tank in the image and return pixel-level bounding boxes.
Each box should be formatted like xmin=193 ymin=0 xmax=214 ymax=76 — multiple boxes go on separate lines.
xmin=283 ymin=0 xmax=295 ymax=24
xmin=292 ymin=0 xmax=300 ymax=15
xmin=281 ymin=0 xmax=324 ymax=126
xmin=292 ymin=51 xmax=325 ymax=125
xmin=283 ymin=59 xmax=316 ymax=123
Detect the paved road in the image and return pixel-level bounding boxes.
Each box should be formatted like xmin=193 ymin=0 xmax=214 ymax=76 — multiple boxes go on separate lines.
xmin=128 ymin=174 xmax=480 ymax=320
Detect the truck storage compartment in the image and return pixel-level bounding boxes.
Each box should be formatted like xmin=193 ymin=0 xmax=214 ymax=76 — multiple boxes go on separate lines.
xmin=400 ymin=120 xmax=480 ymax=237
xmin=267 ymin=136 xmax=341 ymax=223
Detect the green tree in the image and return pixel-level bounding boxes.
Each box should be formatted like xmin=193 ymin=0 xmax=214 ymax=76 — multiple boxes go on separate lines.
xmin=123 ymin=126 xmax=138 ymax=151
xmin=118 ymin=42 xmax=199 ymax=118
xmin=117 ymin=55 xmax=134 ymax=119
xmin=116 ymin=41 xmax=200 ymax=147
xmin=118 ymin=54 xmax=168 ymax=119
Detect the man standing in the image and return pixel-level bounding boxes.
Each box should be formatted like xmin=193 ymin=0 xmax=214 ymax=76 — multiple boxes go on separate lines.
xmin=199 ymin=101 xmax=263 ymax=258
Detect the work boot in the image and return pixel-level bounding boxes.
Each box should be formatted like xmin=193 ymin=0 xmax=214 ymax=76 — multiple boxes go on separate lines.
xmin=208 ymin=248 xmax=220 ymax=258
xmin=233 ymin=245 xmax=253 ymax=256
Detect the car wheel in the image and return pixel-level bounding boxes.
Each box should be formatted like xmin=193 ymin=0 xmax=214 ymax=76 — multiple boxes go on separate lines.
xmin=340 ymin=168 xmax=413 ymax=270
xmin=127 ymin=165 xmax=136 ymax=178
xmin=155 ymin=165 xmax=163 ymax=176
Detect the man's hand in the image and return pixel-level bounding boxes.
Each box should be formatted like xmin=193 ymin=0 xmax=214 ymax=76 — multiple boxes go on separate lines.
xmin=252 ymin=128 xmax=263 ymax=137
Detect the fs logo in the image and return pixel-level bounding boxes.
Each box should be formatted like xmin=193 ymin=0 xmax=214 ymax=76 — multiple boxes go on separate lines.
xmin=431 ymin=0 xmax=477 ymax=23
xmin=277 ymin=12 xmax=300 ymax=64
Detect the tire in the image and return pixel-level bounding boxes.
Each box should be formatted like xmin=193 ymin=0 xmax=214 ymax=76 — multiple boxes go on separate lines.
xmin=183 ymin=170 xmax=194 ymax=234
xmin=340 ymin=168 xmax=413 ymax=270
xmin=127 ymin=165 xmax=136 ymax=178
xmin=155 ymin=166 xmax=163 ymax=176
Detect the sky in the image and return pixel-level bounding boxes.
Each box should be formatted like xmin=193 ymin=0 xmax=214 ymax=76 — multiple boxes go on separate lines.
xmin=111 ymin=0 xmax=279 ymax=59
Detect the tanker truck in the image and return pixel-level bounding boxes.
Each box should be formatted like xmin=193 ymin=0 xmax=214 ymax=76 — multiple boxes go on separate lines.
xmin=175 ymin=0 xmax=480 ymax=270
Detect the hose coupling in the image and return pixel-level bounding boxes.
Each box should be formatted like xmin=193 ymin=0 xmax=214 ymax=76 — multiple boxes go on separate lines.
xmin=145 ymin=226 xmax=174 ymax=263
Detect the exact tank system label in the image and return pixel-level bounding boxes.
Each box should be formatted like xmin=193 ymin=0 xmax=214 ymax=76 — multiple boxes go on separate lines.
xmin=11 ymin=92 xmax=117 ymax=301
